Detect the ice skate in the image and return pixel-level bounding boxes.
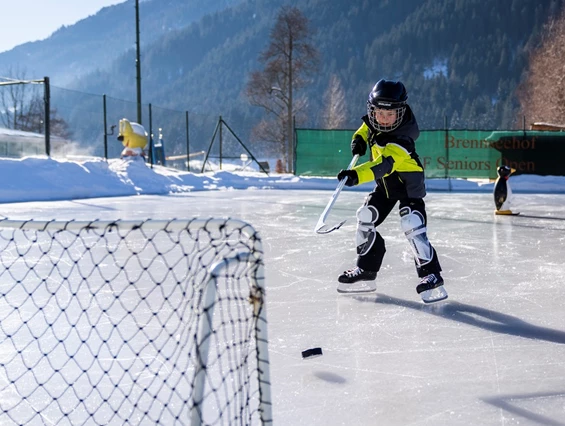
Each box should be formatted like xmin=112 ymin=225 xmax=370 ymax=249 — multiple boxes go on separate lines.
xmin=416 ymin=273 xmax=447 ymax=303
xmin=337 ymin=267 xmax=377 ymax=294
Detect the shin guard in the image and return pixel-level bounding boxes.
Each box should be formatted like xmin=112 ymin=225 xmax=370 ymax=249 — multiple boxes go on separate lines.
xmin=356 ymin=205 xmax=379 ymax=256
xmin=400 ymin=206 xmax=434 ymax=267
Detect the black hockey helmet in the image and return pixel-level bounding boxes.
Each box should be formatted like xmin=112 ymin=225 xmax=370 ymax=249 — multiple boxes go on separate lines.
xmin=367 ymin=79 xmax=408 ymax=131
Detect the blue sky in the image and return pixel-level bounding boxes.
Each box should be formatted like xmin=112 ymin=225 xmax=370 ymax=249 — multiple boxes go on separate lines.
xmin=0 ymin=0 xmax=125 ymax=53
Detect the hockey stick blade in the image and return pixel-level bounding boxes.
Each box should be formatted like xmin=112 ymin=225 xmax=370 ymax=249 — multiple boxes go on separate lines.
xmin=314 ymin=154 xmax=359 ymax=234
xmin=315 ymin=218 xmax=347 ymax=234
xmin=314 ymin=177 xmax=347 ymax=233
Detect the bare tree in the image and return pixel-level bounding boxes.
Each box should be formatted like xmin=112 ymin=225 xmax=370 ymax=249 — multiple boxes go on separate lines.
xmin=0 ymin=68 xmax=41 ymax=130
xmin=320 ymin=74 xmax=346 ymax=129
xmin=517 ymin=9 xmax=565 ymax=126
xmin=19 ymin=94 xmax=73 ymax=139
xmin=250 ymin=118 xmax=285 ymax=155
xmin=245 ymin=6 xmax=318 ymax=173
xmin=14 ymin=93 xmax=44 ymax=133
xmin=0 ymin=68 xmax=72 ymax=139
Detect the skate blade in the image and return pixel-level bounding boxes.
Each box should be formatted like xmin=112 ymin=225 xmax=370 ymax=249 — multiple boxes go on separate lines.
xmin=337 ymin=281 xmax=377 ymax=294
xmin=420 ymin=286 xmax=448 ymax=303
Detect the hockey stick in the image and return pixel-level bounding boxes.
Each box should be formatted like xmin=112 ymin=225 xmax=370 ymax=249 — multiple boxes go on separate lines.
xmin=314 ymin=154 xmax=359 ymax=234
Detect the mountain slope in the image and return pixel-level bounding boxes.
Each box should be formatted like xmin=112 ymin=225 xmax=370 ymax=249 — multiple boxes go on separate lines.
xmin=94 ymin=0 xmax=564 ymax=129
xmin=0 ymin=0 xmax=243 ymax=85
xmin=1 ymin=0 xmax=564 ymax=157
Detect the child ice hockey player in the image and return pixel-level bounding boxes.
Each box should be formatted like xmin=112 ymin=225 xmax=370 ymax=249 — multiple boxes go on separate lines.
xmin=336 ymin=79 xmax=447 ymax=303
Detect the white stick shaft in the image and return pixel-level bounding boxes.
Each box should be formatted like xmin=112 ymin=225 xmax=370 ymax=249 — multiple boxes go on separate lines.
xmin=314 ymin=154 xmax=359 ymax=233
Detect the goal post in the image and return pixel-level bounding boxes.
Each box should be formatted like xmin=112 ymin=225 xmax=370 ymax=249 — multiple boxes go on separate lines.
xmin=0 ymin=218 xmax=272 ymax=425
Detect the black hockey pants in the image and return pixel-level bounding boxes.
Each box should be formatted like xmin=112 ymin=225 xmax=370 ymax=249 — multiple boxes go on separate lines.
xmin=355 ymin=190 xmax=442 ymax=278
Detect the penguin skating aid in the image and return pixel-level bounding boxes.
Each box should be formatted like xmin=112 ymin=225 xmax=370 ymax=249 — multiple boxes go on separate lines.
xmin=494 ymin=166 xmax=519 ymax=215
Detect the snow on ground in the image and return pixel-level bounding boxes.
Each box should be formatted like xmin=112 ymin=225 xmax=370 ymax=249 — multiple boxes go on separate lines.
xmin=1 ymin=155 xmax=564 ymax=205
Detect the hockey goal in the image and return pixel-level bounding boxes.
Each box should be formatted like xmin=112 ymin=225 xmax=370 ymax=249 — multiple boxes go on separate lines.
xmin=0 ymin=218 xmax=272 ymax=425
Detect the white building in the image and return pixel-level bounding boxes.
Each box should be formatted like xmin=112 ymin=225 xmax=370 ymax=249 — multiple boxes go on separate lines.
xmin=0 ymin=127 xmax=69 ymax=158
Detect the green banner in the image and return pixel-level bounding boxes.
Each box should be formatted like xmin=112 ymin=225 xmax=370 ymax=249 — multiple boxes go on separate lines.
xmin=294 ymin=129 xmax=353 ymax=176
xmin=295 ymin=129 xmax=565 ymax=179
xmin=418 ymin=130 xmax=500 ymax=179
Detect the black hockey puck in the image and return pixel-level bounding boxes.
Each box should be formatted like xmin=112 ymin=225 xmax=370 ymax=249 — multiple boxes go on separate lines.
xmin=301 ymin=347 xmax=323 ymax=359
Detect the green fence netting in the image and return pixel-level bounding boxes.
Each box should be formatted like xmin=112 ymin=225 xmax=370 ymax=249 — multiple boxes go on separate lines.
xmin=296 ymin=129 xmax=565 ymax=179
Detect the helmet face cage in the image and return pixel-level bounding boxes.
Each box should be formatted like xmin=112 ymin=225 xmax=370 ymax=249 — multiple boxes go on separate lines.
xmin=367 ymin=100 xmax=406 ymax=132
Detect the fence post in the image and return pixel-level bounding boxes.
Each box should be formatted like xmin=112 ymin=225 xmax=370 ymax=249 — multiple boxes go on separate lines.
xmin=201 ymin=116 xmax=221 ymax=173
xmin=148 ymin=103 xmax=153 ymax=168
xmin=293 ymin=115 xmax=296 ymax=175
xmin=444 ymin=115 xmax=448 ymax=180
xmin=44 ymin=76 xmax=50 ymax=157
xmin=103 ymin=94 xmax=108 ymax=160
xmin=444 ymin=115 xmax=452 ymax=191
xmin=185 ymin=111 xmax=190 ymax=172
xmin=219 ymin=115 xmax=223 ymax=170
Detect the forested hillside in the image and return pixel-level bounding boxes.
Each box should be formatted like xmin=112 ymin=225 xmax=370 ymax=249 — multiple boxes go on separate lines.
xmin=1 ymin=0 xmax=564 ymax=152
xmin=74 ymin=0 xmax=565 ymax=130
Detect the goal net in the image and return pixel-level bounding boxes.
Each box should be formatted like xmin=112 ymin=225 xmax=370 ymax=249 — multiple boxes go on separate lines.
xmin=0 ymin=218 xmax=272 ymax=425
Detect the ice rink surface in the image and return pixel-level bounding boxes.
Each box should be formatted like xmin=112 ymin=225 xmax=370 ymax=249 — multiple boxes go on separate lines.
xmin=2 ymin=189 xmax=565 ymax=426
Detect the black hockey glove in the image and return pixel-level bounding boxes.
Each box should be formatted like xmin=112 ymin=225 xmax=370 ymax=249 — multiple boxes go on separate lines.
xmin=351 ymin=136 xmax=367 ymax=156
xmin=337 ymin=169 xmax=359 ymax=187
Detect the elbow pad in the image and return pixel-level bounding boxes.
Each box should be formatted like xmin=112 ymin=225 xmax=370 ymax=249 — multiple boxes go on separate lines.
xmin=370 ymin=156 xmax=394 ymax=180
